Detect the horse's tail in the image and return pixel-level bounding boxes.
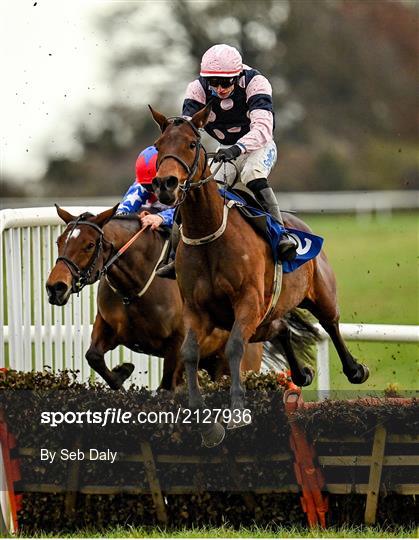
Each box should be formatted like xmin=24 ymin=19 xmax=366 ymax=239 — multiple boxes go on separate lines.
xmin=262 ymin=309 xmax=320 ymax=371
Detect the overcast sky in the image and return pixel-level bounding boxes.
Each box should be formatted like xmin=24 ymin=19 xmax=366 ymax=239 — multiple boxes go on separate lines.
xmin=0 ymin=0 xmax=110 ymax=183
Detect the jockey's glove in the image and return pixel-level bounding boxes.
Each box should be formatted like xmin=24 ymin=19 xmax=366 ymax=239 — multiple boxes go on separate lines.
xmin=213 ymin=144 xmax=242 ymax=163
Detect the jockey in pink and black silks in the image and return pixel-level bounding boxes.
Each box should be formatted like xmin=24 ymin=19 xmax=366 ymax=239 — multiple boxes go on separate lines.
xmin=182 ymin=43 xmax=297 ymax=262
xmin=117 ymin=146 xmax=175 ymax=230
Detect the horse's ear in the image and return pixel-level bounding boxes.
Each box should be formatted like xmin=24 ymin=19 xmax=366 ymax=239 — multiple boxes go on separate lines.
xmin=149 ymin=105 xmax=168 ymax=132
xmin=191 ymin=103 xmax=212 ymax=129
xmin=55 ymin=204 xmax=76 ymax=224
xmin=92 ymin=204 xmax=119 ymax=228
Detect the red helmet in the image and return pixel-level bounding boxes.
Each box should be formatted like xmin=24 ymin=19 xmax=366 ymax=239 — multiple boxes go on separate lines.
xmin=135 ymin=146 xmax=158 ymax=184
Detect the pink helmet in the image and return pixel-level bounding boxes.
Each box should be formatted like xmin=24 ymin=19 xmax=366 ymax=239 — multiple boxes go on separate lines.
xmin=200 ymin=44 xmax=243 ymax=78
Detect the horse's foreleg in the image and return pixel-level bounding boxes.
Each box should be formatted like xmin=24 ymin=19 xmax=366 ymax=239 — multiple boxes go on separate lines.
xmin=181 ymin=313 xmax=225 ymax=447
xmin=225 ymin=323 xmax=246 ymax=412
xmin=86 ymin=313 xmax=134 ymax=390
xmin=225 ymin=298 xmax=261 ymax=429
xmin=181 ymin=328 xmax=203 ymax=410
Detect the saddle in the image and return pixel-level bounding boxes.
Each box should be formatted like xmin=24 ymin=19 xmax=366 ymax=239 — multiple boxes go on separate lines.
xmin=225 ymin=182 xmax=268 ymax=236
xmin=219 ymin=185 xmax=324 ymax=273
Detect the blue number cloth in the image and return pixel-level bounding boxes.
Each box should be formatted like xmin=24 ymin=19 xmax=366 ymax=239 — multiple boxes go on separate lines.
xmin=219 ymin=189 xmax=323 ymax=273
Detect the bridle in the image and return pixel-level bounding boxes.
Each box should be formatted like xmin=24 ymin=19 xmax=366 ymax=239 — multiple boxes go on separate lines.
xmin=156 ymin=117 xmax=224 ymax=206
xmin=156 ymin=116 xmax=241 ymax=246
xmin=56 ymin=214 xmax=108 ymax=294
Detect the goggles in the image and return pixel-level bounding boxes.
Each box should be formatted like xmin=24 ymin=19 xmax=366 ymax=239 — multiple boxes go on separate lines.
xmin=207 ymin=77 xmax=236 ymax=89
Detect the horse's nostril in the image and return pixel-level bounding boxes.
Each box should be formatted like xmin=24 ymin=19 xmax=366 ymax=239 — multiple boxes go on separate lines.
xmin=54 ymin=282 xmax=69 ymax=293
xmin=46 ymin=282 xmax=68 ymax=298
xmin=166 ymin=176 xmax=178 ymax=190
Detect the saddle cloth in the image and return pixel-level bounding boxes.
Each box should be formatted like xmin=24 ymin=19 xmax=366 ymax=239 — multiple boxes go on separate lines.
xmin=218 ymin=188 xmax=324 ymax=273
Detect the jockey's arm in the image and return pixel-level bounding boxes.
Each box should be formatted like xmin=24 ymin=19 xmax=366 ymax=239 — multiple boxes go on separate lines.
xmin=140 ymin=207 xmax=175 ymax=230
xmin=182 ymin=80 xmax=206 ymax=118
xmin=236 ymin=75 xmax=274 ymax=153
xmin=117 ymin=181 xmax=150 ymax=214
xmin=157 ymin=207 xmax=175 ymax=227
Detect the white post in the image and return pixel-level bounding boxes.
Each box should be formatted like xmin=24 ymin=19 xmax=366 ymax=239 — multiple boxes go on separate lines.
xmin=22 ymin=227 xmax=32 ymax=370
xmin=33 ymin=226 xmax=43 ymax=370
xmin=316 ymin=338 xmax=330 ymax=400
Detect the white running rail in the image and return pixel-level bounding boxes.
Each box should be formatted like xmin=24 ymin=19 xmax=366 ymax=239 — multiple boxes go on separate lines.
xmin=1 ymin=208 xmax=418 ymax=393
xmin=315 ymin=324 xmax=419 ymax=398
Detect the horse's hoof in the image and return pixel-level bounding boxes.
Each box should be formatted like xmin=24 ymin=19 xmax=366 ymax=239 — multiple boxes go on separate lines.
xmin=111 ymin=362 xmax=135 ymax=388
xmin=302 ymin=366 xmax=315 ymax=386
xmin=291 ymin=366 xmax=315 ymax=387
xmin=348 ymin=363 xmax=370 ymax=384
xmin=201 ymin=422 xmax=225 ymax=448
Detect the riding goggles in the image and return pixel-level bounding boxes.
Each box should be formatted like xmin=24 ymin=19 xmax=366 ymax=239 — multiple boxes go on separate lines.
xmin=207 ymin=76 xmax=237 ymax=89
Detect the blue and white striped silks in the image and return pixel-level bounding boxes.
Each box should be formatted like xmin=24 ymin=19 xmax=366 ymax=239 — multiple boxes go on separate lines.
xmin=117 ymin=182 xmax=175 ymax=227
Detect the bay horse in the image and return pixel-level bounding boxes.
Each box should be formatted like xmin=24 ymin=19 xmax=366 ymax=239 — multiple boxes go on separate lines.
xmin=45 ymin=205 xmax=263 ymax=390
xmin=149 ymin=104 xmax=369 ymax=446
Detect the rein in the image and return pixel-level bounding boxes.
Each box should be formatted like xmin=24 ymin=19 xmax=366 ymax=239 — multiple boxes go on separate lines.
xmin=100 ymin=223 xmax=148 ymax=275
xmin=104 ymin=238 xmax=170 ymax=304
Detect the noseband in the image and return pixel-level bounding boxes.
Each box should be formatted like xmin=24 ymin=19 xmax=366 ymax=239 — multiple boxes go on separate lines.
xmin=56 ymin=215 xmax=106 ymax=294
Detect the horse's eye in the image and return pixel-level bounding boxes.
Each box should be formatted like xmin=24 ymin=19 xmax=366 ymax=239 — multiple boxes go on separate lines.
xmin=190 ymin=142 xmax=196 ymax=149
xmin=85 ymin=242 xmax=95 ymax=251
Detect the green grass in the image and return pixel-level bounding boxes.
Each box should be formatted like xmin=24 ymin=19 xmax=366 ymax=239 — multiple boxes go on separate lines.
xmin=18 ymin=524 xmax=418 ymax=538
xmin=301 ymin=212 xmax=418 ymax=394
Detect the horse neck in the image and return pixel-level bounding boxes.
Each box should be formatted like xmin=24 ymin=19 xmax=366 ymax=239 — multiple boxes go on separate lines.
xmin=179 ymin=176 xmax=224 ymax=239
xmin=104 ymin=221 xmax=163 ymax=291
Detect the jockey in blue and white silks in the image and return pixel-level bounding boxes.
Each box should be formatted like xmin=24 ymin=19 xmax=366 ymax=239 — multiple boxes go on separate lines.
xmin=117 ymin=146 xmax=174 ymax=229
xmin=181 ymin=43 xmax=297 ymax=262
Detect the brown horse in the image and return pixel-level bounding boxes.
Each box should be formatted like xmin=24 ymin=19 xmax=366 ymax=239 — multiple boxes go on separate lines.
xmin=45 ymin=205 xmax=263 ymax=390
xmin=149 ymin=105 xmax=369 ymax=446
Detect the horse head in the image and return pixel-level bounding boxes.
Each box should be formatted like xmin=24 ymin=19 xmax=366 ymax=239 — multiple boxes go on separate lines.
xmin=149 ymin=104 xmax=212 ymax=206
xmin=45 ymin=205 xmax=118 ymax=305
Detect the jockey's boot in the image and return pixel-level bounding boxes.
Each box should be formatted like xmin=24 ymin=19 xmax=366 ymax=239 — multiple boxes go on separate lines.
xmin=155 ymin=223 xmax=180 ymax=279
xmin=253 ymin=183 xmax=298 ymax=262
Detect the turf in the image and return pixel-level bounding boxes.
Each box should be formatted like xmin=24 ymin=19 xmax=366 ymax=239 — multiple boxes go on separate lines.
xmin=18 ymin=524 xmax=418 ymax=538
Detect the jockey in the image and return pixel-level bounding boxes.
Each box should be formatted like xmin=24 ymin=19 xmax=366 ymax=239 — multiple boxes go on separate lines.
xmin=157 ymin=44 xmax=297 ymax=278
xmin=186 ymin=44 xmax=297 ymax=258
xmin=116 ymin=146 xmax=175 ymax=230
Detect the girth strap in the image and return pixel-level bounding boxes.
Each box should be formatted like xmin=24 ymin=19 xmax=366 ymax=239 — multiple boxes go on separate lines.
xmin=258 ymin=261 xmax=283 ymax=327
